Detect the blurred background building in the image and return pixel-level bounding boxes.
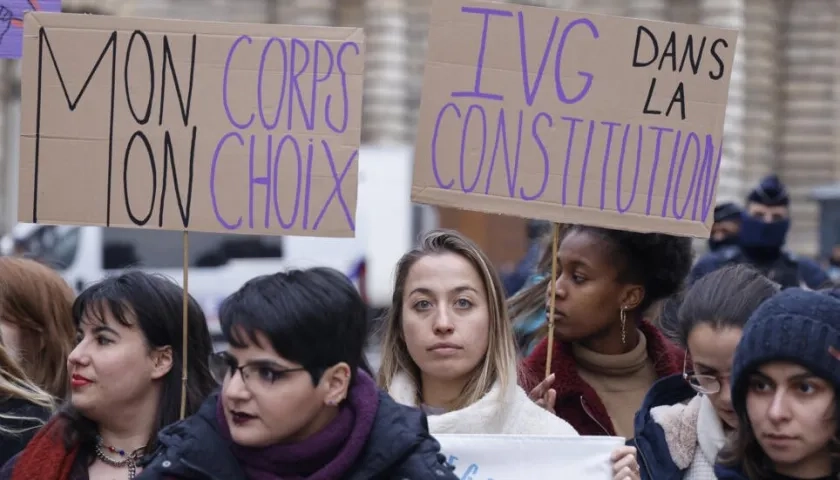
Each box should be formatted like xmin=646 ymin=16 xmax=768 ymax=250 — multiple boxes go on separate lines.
xmin=1 ymin=0 xmax=839 ymax=266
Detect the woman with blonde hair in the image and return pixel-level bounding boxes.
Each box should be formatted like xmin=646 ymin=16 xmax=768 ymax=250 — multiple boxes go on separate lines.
xmin=0 ymin=257 xmax=75 ymax=399
xmin=0 ymin=342 xmax=54 ymax=464
xmin=378 ymin=229 xmax=640 ymax=480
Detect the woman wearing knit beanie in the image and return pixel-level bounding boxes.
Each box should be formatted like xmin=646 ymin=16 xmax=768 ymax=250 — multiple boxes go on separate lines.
xmin=715 ymin=288 xmax=840 ymax=480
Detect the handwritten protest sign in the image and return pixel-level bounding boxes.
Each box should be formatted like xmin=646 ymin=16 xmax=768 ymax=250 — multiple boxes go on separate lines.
xmin=436 ymin=434 xmax=624 ymax=479
xmin=0 ymin=0 xmax=60 ymax=58
xmin=412 ymin=0 xmax=738 ymax=238
xmin=18 ymin=13 xmax=364 ymax=237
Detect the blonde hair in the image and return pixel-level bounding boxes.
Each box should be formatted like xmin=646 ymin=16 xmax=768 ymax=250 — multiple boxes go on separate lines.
xmin=377 ymin=229 xmax=518 ymax=410
xmin=0 ymin=257 xmax=76 ymax=399
xmin=0 ymin=342 xmax=55 ymax=435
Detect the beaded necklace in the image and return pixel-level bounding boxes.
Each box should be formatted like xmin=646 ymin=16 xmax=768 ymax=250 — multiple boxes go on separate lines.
xmin=94 ymin=436 xmax=145 ymax=480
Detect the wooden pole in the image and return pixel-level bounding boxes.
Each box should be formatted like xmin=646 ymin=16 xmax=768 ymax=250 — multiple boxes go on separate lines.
xmin=180 ymin=231 xmax=189 ymax=419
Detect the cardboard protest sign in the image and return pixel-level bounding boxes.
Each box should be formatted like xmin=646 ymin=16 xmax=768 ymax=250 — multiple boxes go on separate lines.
xmin=412 ymin=0 xmax=738 ymax=238
xmin=436 ymin=434 xmax=624 ymax=479
xmin=19 ymin=13 xmax=364 ymax=237
xmin=0 ymin=0 xmax=60 ymax=58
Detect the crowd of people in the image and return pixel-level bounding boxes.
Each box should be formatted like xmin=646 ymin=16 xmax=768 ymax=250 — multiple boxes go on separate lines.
xmin=0 ymin=175 xmax=833 ymax=479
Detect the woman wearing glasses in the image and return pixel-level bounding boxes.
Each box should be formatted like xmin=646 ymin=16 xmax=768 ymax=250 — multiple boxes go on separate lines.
xmin=139 ymin=267 xmax=458 ymax=480
xmin=631 ymin=265 xmax=780 ymax=480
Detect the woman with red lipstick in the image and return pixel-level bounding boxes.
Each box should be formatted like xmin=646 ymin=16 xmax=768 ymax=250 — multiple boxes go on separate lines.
xmin=715 ymin=288 xmax=840 ymax=480
xmin=632 ymin=265 xmax=780 ymax=480
xmin=378 ymin=230 xmax=641 ymax=480
xmin=0 ymin=272 xmax=217 ymax=480
xmin=518 ymin=225 xmax=691 ymax=438
xmin=138 ymin=267 xmax=459 ymax=480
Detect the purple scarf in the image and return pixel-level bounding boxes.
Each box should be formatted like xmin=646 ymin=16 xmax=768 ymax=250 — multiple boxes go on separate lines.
xmin=216 ymin=369 xmax=380 ymax=480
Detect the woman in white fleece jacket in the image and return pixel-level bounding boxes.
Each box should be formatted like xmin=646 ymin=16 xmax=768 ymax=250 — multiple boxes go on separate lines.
xmin=377 ymin=229 xmax=639 ymax=480
xmin=632 ymin=265 xmax=780 ymax=480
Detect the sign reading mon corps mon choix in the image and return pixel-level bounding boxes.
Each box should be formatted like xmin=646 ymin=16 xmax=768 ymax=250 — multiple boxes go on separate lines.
xmin=19 ymin=12 xmax=365 ymax=237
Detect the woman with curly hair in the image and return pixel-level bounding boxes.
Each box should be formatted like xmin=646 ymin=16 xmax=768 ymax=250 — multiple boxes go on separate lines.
xmin=518 ymin=225 xmax=692 ymax=438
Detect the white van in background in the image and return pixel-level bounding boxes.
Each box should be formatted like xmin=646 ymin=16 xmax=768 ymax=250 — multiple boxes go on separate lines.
xmin=1 ymin=145 xmax=437 ymax=340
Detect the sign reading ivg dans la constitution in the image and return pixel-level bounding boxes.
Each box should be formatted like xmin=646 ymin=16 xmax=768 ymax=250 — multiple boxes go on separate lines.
xmin=18 ymin=12 xmax=364 ymax=238
xmin=412 ymin=0 xmax=738 ymax=238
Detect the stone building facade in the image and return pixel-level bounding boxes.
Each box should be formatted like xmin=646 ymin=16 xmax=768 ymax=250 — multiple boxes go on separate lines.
xmin=9 ymin=0 xmax=840 ymax=261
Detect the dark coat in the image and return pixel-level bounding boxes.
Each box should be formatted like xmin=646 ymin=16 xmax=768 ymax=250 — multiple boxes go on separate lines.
xmin=0 ymin=397 xmax=52 ymax=467
xmin=137 ymin=392 xmax=458 ymax=480
xmin=690 ymin=246 xmax=830 ymax=289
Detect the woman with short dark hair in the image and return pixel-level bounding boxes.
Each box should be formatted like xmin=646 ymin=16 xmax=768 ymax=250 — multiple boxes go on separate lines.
xmin=139 ymin=267 xmax=457 ymax=480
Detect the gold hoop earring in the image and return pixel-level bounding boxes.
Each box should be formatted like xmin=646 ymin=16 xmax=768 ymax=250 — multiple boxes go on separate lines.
xmin=620 ymin=307 xmax=627 ymax=345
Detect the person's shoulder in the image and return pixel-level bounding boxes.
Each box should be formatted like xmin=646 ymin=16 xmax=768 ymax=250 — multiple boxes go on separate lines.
xmin=793 ymin=255 xmax=829 ymax=275
xmin=510 ymin=386 xmax=578 ymax=436
xmin=700 ymin=246 xmax=740 ymax=265
xmin=138 ymin=394 xmax=242 ymax=480
xmin=0 ymin=452 xmax=19 ymax=480
xmin=351 ymin=392 xmax=457 ymax=479
xmin=689 ymin=248 xmax=737 ymax=284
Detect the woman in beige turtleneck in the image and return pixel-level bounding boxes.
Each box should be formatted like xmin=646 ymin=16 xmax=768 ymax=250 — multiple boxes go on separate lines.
xmin=512 ymin=224 xmax=690 ymax=437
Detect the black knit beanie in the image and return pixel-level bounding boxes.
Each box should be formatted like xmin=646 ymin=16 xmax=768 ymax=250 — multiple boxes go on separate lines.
xmin=746 ymin=174 xmax=789 ymax=207
xmin=730 ymin=288 xmax=840 ymax=416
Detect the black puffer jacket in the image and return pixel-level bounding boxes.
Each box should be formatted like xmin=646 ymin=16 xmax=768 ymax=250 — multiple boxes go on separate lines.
xmin=137 ymin=392 xmax=457 ymax=480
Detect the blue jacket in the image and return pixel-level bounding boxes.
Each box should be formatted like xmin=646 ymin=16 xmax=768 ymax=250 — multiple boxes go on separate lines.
xmin=137 ymin=391 xmax=458 ymax=480
xmin=713 ymin=464 xmax=746 ymax=479
xmin=689 ymin=246 xmax=830 ymax=289
xmin=502 ymin=241 xmax=542 ymax=297
xmin=630 ymin=374 xmax=698 ymax=480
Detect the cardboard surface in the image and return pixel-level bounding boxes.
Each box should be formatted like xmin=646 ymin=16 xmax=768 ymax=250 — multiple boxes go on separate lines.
xmin=19 ymin=12 xmax=364 ymax=237
xmin=0 ymin=0 xmax=60 ymax=58
xmin=412 ymin=0 xmax=738 ymax=238
xmin=436 ymin=434 xmax=624 ymax=479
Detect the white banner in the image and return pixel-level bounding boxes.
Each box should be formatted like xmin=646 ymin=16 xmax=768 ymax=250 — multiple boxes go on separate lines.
xmin=435 ymin=434 xmax=625 ymax=479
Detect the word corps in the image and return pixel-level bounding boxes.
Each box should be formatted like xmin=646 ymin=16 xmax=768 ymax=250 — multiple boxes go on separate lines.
xmin=213 ymin=35 xmax=361 ymax=233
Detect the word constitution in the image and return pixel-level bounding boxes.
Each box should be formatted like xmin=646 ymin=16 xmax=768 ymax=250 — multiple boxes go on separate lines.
xmin=416 ymin=4 xmax=734 ymax=225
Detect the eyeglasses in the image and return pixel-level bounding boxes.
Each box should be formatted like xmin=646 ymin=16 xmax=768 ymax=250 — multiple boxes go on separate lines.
xmin=682 ymin=354 xmax=728 ymax=395
xmin=209 ymin=352 xmax=307 ymax=390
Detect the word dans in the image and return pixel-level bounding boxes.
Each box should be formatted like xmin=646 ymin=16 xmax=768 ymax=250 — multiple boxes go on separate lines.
xmin=222 ymin=35 xmax=361 ymax=134
xmin=452 ymin=6 xmax=598 ymax=106
xmin=632 ymin=26 xmax=730 ymax=120
xmin=31 ymin=28 xmax=198 ymax=228
xmin=430 ymin=103 xmax=722 ymax=223
xmin=210 ymin=133 xmax=356 ymax=232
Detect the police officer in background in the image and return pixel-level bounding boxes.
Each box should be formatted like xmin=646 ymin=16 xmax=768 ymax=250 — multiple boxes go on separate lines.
xmin=708 ymin=202 xmax=742 ymax=252
xmin=689 ymin=174 xmax=830 ymax=289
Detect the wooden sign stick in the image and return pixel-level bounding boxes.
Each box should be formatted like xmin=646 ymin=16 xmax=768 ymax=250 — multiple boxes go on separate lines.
xmin=180 ymin=231 xmax=190 ymax=420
